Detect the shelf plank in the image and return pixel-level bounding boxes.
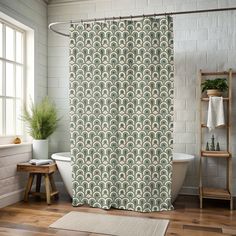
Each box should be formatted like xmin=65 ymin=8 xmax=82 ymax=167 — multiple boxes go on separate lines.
xmin=201 ymin=71 xmax=230 ymax=76
xmin=201 ymin=97 xmax=229 ymax=101
xmin=202 ymin=187 xmax=231 ymax=200
xmin=201 ymin=124 xmax=227 ymax=128
xmin=201 ymin=151 xmax=231 ymax=158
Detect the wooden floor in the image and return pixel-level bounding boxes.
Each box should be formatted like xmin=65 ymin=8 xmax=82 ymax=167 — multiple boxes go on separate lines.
xmin=0 ymin=194 xmax=236 ymax=236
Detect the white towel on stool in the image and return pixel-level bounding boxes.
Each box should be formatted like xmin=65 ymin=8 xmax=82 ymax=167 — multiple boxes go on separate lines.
xmin=207 ymin=96 xmax=225 ymax=131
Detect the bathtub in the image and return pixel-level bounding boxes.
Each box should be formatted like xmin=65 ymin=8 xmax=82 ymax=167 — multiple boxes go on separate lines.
xmin=52 ymin=152 xmax=194 ymax=202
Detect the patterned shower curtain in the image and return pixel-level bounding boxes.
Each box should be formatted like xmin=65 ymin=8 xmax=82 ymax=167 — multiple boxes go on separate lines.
xmin=69 ymin=16 xmax=174 ymax=212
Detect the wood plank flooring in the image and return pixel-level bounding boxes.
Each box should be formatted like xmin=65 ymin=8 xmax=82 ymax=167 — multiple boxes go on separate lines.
xmin=0 ymin=194 xmax=236 ymax=236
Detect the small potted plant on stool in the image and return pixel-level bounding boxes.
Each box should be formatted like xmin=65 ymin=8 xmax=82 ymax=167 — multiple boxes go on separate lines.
xmin=22 ymin=97 xmax=59 ymax=159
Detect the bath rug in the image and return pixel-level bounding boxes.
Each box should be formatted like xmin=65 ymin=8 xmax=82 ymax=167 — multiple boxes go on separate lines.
xmin=50 ymin=211 xmax=169 ymax=236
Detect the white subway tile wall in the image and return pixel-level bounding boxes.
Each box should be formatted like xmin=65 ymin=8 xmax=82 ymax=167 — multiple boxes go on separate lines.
xmin=48 ymin=0 xmax=236 ymax=195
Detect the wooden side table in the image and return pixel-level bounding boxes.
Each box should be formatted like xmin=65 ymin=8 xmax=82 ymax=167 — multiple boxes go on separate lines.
xmin=17 ymin=162 xmax=59 ymax=205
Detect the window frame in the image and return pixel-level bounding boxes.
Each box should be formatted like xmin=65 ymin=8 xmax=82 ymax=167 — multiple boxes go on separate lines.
xmin=0 ymin=18 xmax=26 ymax=137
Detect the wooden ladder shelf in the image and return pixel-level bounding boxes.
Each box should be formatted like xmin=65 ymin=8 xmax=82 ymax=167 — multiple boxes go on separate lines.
xmin=199 ymin=69 xmax=233 ymax=210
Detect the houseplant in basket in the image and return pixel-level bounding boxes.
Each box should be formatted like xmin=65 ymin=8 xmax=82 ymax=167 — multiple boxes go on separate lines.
xmin=201 ymin=78 xmax=228 ymax=97
xmin=22 ymin=97 xmax=59 ymax=159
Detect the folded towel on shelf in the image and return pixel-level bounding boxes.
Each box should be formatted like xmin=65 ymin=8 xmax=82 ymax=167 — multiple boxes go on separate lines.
xmin=207 ymin=96 xmax=225 ymax=131
xmin=29 ymin=159 xmax=53 ymax=166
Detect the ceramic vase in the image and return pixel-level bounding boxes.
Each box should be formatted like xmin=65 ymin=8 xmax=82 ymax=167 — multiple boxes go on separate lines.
xmin=32 ymin=139 xmax=48 ymax=159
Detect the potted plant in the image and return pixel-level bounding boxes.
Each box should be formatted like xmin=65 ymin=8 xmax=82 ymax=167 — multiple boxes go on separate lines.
xmin=22 ymin=97 xmax=59 ymax=159
xmin=201 ymin=78 xmax=228 ymax=97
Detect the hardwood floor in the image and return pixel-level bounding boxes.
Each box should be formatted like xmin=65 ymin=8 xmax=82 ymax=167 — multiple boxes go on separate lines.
xmin=0 ymin=194 xmax=236 ymax=236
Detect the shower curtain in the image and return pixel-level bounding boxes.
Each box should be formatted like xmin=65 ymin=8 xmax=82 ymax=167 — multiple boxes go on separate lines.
xmin=69 ymin=16 xmax=174 ymax=212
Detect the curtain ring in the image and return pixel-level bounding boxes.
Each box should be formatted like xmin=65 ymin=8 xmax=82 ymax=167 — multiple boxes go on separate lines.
xmin=130 ymin=15 xmax=132 ymax=21
xmin=143 ymin=14 xmax=145 ymax=18
xmin=81 ymin=19 xmax=83 ymax=24
xmin=104 ymin=17 xmax=107 ymax=22
xmin=119 ymin=16 xmax=121 ymax=20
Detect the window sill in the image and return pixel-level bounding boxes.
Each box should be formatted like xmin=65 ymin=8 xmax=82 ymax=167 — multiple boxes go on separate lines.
xmin=0 ymin=142 xmax=32 ymax=149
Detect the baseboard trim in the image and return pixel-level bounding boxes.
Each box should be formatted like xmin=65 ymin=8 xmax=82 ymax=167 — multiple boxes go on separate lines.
xmin=0 ymin=188 xmax=24 ymax=208
xmin=179 ymin=186 xmax=199 ymax=196
xmin=56 ymin=182 xmax=233 ymax=197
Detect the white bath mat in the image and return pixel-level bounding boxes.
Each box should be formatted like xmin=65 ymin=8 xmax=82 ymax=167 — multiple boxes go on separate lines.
xmin=50 ymin=211 xmax=169 ymax=236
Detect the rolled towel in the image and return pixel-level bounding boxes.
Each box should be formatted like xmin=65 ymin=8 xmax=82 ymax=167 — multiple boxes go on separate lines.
xmin=29 ymin=159 xmax=53 ymax=165
xmin=207 ymin=96 xmax=225 ymax=131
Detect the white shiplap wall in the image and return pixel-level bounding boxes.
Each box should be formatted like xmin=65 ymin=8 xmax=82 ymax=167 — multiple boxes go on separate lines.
xmin=0 ymin=144 xmax=32 ymax=208
xmin=48 ymin=0 xmax=236 ymax=195
xmin=0 ymin=0 xmax=47 ymax=207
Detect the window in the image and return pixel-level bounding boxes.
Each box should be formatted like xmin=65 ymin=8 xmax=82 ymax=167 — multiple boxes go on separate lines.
xmin=0 ymin=19 xmax=25 ymax=136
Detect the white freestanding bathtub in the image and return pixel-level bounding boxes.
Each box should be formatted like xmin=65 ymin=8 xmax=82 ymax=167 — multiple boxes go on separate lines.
xmin=52 ymin=152 xmax=194 ymax=202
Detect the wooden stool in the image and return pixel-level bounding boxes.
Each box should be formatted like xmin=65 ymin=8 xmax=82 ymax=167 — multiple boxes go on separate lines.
xmin=17 ymin=163 xmax=59 ymax=205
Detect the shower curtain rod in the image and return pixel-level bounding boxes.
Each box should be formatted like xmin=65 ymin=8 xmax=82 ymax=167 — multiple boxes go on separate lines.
xmin=49 ymin=7 xmax=236 ymax=37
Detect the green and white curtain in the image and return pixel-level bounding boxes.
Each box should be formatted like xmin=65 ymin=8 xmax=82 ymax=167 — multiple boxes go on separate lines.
xmin=69 ymin=16 xmax=174 ymax=212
